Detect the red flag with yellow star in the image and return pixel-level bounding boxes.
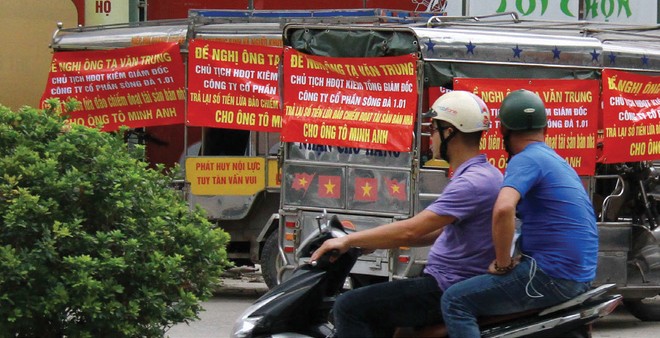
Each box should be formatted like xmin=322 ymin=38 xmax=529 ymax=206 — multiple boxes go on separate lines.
xmin=292 ymin=173 xmax=315 ymax=192
xmin=354 ymin=177 xmax=378 ymax=202
xmin=318 ymin=175 xmax=341 ymax=199
xmin=385 ymin=178 xmax=406 ymax=201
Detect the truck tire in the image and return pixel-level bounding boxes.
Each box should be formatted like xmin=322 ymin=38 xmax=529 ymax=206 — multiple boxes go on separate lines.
xmin=624 ymin=296 xmax=660 ymax=321
xmin=261 ymin=231 xmax=281 ymax=289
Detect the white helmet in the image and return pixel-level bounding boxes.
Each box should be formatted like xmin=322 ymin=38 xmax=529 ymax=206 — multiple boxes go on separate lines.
xmin=426 ymin=91 xmax=491 ymax=133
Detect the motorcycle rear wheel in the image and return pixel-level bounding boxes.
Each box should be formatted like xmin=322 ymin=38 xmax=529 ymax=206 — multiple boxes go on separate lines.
xmin=624 ymin=295 xmax=660 ymax=321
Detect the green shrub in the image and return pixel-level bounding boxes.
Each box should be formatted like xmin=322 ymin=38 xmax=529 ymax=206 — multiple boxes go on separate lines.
xmin=0 ymin=102 xmax=230 ymax=337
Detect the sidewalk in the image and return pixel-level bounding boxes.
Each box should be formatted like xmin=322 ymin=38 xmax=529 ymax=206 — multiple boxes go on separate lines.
xmin=213 ymin=265 xmax=269 ymax=296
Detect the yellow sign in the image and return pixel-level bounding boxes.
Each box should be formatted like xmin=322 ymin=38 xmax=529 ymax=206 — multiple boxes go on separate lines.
xmin=186 ymin=157 xmax=266 ymax=195
xmin=267 ymin=158 xmax=281 ymax=188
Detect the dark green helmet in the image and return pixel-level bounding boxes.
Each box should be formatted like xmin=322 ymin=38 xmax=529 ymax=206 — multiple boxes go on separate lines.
xmin=498 ymin=89 xmax=547 ymax=130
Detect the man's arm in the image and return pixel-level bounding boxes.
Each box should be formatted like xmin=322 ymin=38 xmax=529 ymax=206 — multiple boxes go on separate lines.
xmin=310 ymin=210 xmax=455 ymax=262
xmin=407 ymin=227 xmax=445 ymax=247
xmin=490 ymin=187 xmax=520 ymax=273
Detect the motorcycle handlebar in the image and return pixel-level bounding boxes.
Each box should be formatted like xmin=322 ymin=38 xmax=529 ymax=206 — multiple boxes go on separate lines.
xmin=310 ymin=249 xmax=340 ymax=268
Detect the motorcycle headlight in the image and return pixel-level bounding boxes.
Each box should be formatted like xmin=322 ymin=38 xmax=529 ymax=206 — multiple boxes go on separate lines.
xmin=230 ymin=292 xmax=282 ymax=338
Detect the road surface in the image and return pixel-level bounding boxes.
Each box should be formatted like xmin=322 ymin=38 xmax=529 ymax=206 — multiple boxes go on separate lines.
xmin=166 ymin=267 xmax=660 ymax=337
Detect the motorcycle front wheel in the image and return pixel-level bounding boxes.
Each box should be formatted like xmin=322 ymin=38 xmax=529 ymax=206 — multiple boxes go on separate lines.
xmin=624 ymin=295 xmax=660 ymax=321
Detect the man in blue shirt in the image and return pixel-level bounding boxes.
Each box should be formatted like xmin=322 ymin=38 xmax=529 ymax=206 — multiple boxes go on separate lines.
xmin=441 ymin=89 xmax=599 ymax=337
xmin=310 ymin=91 xmax=503 ymax=337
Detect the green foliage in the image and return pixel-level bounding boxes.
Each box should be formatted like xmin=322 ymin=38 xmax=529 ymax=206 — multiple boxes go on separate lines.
xmin=0 ymin=103 xmax=230 ymax=337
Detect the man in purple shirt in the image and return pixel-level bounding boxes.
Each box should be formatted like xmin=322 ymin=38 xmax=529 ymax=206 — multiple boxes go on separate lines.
xmin=311 ymin=91 xmax=503 ymax=337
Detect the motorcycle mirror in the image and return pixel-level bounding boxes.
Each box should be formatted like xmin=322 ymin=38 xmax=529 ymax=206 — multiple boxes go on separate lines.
xmin=646 ymin=166 xmax=659 ymax=187
xmin=316 ymin=209 xmax=329 ymax=234
xmin=329 ymin=214 xmax=347 ymax=233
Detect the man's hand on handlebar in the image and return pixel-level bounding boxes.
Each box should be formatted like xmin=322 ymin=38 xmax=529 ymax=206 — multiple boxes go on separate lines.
xmin=310 ymin=237 xmax=350 ymax=264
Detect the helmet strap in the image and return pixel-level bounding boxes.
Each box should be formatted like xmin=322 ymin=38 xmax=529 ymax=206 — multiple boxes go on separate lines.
xmin=502 ymin=130 xmax=513 ymax=162
xmin=439 ymin=125 xmax=456 ymax=163
xmin=526 ymin=113 xmax=534 ymax=129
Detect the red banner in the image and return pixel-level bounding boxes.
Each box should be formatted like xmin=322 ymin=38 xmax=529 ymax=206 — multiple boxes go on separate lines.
xmin=451 ymin=79 xmax=599 ymax=175
xmin=187 ymin=40 xmax=282 ymax=131
xmin=601 ymin=69 xmax=660 ymax=163
xmin=282 ymin=48 xmax=418 ymax=152
xmin=41 ymin=42 xmax=185 ymax=131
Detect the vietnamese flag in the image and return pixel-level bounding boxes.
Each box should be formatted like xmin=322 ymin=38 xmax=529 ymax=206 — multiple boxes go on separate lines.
xmin=385 ymin=178 xmax=406 ymax=201
xmin=354 ymin=177 xmax=378 ymax=202
xmin=292 ymin=173 xmax=315 ymax=192
xmin=318 ymin=175 xmax=341 ymax=199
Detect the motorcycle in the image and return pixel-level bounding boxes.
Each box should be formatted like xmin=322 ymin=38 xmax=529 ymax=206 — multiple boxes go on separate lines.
xmin=231 ymin=211 xmax=622 ymax=338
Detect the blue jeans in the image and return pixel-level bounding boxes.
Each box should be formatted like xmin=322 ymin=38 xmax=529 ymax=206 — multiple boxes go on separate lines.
xmin=333 ymin=275 xmax=443 ymax=337
xmin=441 ymin=256 xmax=591 ymax=337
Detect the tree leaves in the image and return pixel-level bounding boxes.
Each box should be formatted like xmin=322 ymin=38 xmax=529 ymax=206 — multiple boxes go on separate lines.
xmin=0 ymin=102 xmax=230 ymax=337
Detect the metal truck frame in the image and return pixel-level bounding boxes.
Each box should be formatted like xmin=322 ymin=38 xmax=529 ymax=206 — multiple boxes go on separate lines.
xmin=276 ymin=13 xmax=660 ymax=320
xmin=48 ymin=8 xmax=441 ymax=289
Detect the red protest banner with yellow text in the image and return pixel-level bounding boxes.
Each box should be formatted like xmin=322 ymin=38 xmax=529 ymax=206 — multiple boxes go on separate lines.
xmin=41 ymin=42 xmax=185 ymax=131
xmin=453 ymin=79 xmax=599 ymax=175
xmin=282 ymin=47 xmax=418 ymax=152
xmin=601 ymin=69 xmax=660 ymax=163
xmin=187 ymin=40 xmax=281 ymax=131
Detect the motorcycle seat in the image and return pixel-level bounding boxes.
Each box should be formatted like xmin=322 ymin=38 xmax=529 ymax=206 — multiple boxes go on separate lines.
xmin=393 ymin=308 xmax=541 ymax=338
xmin=393 ymin=283 xmax=617 ymax=337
